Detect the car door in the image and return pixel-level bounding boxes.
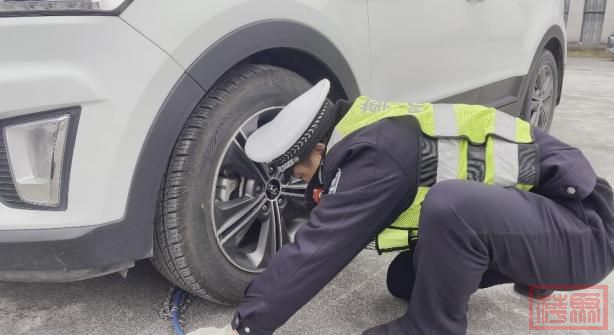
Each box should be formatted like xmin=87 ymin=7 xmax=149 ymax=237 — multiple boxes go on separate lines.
xmin=484 ymin=0 xmax=541 ymax=82
xmin=367 ymin=0 xmax=488 ymax=103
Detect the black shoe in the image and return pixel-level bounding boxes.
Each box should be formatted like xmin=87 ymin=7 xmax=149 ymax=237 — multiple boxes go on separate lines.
xmin=386 ymin=251 xmax=415 ymax=302
xmin=514 ymin=283 xmax=553 ymax=299
xmin=362 ymin=317 xmax=410 ymax=335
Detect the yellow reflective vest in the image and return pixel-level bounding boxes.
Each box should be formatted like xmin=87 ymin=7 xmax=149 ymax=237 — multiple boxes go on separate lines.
xmin=327 ymin=97 xmax=539 ymax=254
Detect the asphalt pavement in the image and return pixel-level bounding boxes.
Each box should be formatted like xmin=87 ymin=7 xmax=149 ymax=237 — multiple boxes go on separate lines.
xmin=1 ymin=57 xmax=613 ymax=335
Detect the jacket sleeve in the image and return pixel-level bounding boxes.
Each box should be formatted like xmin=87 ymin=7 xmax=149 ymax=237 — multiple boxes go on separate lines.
xmin=531 ymin=128 xmax=597 ymax=201
xmin=233 ymin=143 xmax=413 ymax=335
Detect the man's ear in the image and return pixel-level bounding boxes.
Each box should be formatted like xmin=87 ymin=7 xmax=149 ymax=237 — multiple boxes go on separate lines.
xmin=313 ymin=143 xmax=326 ymax=155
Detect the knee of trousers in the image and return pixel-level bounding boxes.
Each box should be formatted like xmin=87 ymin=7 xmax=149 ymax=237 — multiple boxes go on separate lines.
xmin=419 ymin=180 xmax=480 ymax=236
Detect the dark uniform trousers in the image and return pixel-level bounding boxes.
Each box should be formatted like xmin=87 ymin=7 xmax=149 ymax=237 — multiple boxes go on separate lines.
xmin=387 ymin=248 xmax=513 ymax=302
xmin=388 ymin=248 xmax=516 ymax=302
xmin=386 ymin=178 xmax=614 ymax=334
xmin=233 ymin=116 xmax=614 ymax=335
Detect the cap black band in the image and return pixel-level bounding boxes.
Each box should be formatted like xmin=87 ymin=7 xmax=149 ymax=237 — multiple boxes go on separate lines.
xmin=271 ymin=99 xmax=335 ymax=169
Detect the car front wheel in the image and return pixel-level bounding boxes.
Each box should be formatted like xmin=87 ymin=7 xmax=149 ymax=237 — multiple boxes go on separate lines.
xmin=522 ymin=49 xmax=559 ymax=132
xmin=152 ymin=64 xmax=312 ymax=304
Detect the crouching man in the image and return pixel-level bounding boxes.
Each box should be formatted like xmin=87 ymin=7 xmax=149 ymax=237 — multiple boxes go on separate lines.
xmin=190 ymin=79 xmax=614 ymax=335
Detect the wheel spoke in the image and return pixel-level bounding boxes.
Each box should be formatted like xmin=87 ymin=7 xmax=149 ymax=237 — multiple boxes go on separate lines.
xmin=273 ymin=201 xmax=290 ymax=247
xmin=530 ymin=107 xmax=540 ymax=125
xmin=245 ymin=204 xmax=277 ymax=268
xmin=236 ymin=128 xmax=249 ymax=143
xmin=245 ymin=216 xmax=271 ymax=268
xmin=282 ymin=216 xmax=306 ymax=244
xmin=541 ymin=76 xmax=553 ymax=100
xmin=539 ymin=106 xmax=548 ymax=128
xmin=530 ymin=98 xmax=540 ymax=113
xmin=281 ymin=180 xmax=308 ymax=198
xmin=282 ymin=181 xmax=308 ymax=190
xmin=280 ymin=191 xmax=305 ymax=199
xmin=262 ymin=201 xmax=280 ymax=257
xmin=538 ymin=68 xmax=548 ymax=89
xmin=245 ymin=200 xmax=290 ymax=268
xmin=216 ymin=194 xmax=266 ymax=244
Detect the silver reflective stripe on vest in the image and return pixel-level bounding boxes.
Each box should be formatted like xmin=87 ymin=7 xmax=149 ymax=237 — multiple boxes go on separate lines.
xmin=494 ymin=110 xmax=517 ymax=142
xmin=328 ymin=128 xmax=344 ymax=150
xmin=436 ymin=139 xmax=459 ymax=182
xmin=433 ymin=104 xmax=457 ymax=137
xmin=493 ymin=139 xmax=519 ymax=186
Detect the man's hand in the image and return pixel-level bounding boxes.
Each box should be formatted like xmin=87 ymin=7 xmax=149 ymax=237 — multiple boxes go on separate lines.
xmin=187 ymin=325 xmax=237 ymax=335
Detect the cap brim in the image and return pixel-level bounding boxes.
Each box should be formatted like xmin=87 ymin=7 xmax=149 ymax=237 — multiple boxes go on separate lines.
xmin=245 ymin=79 xmax=331 ymax=163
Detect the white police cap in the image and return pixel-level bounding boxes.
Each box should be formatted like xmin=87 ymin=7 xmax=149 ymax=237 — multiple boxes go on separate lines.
xmin=245 ymin=79 xmax=334 ymax=171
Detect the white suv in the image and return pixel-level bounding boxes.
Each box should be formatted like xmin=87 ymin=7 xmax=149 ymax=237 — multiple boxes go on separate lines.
xmin=0 ymin=0 xmax=566 ymax=304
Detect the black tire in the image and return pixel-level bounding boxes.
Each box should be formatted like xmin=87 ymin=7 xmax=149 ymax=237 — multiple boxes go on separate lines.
xmin=521 ymin=49 xmax=559 ymax=132
xmin=151 ymin=64 xmax=312 ymax=304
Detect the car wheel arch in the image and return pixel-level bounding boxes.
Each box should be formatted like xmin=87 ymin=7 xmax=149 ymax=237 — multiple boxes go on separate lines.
xmin=121 ymin=20 xmax=360 ymax=257
xmin=524 ymin=25 xmax=566 ymax=106
xmin=186 ymin=20 xmax=360 ymax=99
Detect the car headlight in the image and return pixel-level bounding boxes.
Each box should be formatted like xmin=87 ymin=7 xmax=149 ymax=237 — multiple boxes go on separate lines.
xmin=0 ymin=107 xmax=79 ymax=209
xmin=0 ymin=0 xmax=133 ymax=16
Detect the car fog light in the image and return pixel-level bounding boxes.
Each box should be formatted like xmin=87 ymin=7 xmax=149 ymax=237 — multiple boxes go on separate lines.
xmin=3 ymin=115 xmax=71 ymax=207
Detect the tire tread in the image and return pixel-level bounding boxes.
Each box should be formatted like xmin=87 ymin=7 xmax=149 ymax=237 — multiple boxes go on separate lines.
xmin=151 ymin=64 xmax=305 ymax=304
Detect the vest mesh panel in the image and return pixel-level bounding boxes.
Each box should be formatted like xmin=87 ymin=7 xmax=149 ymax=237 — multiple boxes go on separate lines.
xmin=454 ymin=105 xmax=497 ymax=143
xmin=389 ymin=186 xmax=429 ymax=230
xmin=516 ymin=118 xmax=533 ymax=143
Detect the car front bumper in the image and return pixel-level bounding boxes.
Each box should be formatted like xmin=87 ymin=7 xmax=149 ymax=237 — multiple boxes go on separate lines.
xmin=0 ymin=15 xmax=184 ymax=280
xmin=0 ymin=219 xmax=149 ymax=282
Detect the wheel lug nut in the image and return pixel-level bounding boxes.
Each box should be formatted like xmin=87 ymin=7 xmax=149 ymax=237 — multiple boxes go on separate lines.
xmin=256 ymin=185 xmax=262 ymax=193
xmin=268 ymin=166 xmax=275 ymax=174
xmin=262 ymin=204 xmax=268 ymax=212
xmin=278 ymin=198 xmax=284 ymax=205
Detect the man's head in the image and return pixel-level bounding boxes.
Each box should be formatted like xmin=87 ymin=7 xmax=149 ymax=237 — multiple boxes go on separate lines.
xmin=245 ymin=79 xmax=336 ymax=177
xmin=292 ymin=143 xmax=326 ymax=183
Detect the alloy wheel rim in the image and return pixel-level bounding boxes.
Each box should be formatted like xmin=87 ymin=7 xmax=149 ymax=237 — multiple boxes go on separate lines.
xmin=529 ymin=64 xmax=555 ymax=129
xmin=209 ymin=106 xmax=309 ymax=273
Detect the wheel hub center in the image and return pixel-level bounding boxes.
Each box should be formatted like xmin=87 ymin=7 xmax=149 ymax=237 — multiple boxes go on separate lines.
xmin=265 ymin=179 xmax=281 ymax=200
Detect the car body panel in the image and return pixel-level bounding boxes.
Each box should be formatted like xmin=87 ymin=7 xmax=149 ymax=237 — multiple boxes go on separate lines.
xmin=121 ymin=0 xmax=371 ymax=94
xmin=489 ymin=0 xmax=566 ymax=78
xmin=0 ymin=16 xmax=183 ymax=229
xmin=367 ymin=0 xmax=488 ymax=102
